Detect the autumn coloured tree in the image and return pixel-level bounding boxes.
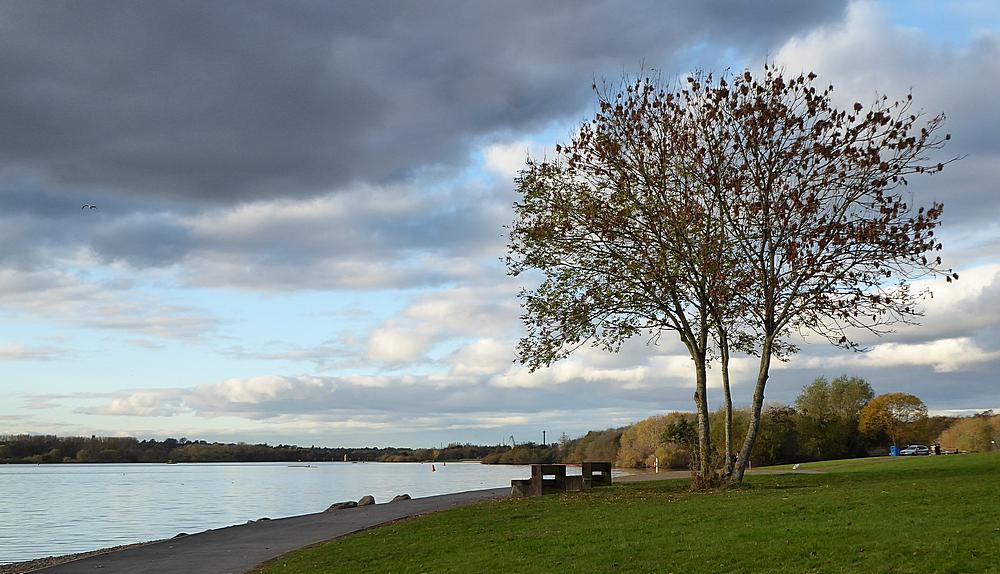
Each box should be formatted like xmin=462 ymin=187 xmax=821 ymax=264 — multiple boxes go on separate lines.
xmin=937 ymin=411 xmax=1000 ymax=452
xmin=507 ymin=64 xmax=955 ymax=486
xmin=859 ymin=392 xmax=929 ymax=447
xmin=506 ymin=75 xmax=735 ymax=482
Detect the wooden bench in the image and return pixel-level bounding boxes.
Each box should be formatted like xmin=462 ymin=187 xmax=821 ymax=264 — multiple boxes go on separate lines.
xmin=511 ymin=462 xmax=611 ymax=498
xmin=582 ymin=461 xmax=612 ymax=486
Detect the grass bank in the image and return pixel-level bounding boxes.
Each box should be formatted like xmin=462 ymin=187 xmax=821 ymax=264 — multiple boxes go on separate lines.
xmin=259 ymin=453 xmax=1000 ymax=573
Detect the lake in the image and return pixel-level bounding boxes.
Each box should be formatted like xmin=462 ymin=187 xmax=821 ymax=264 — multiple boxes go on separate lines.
xmin=0 ymin=461 xmax=530 ymax=564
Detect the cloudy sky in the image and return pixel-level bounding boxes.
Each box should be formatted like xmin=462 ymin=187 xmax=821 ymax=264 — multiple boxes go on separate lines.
xmin=2 ymin=0 xmax=998 ymax=448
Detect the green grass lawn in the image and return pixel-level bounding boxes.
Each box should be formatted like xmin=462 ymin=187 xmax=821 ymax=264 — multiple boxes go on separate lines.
xmin=765 ymin=455 xmax=908 ymax=472
xmin=259 ymin=453 xmax=1000 ymax=573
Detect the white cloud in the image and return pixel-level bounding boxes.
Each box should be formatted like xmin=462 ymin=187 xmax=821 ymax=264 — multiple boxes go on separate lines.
xmin=361 ymin=285 xmax=522 ymax=366
xmin=865 ymin=338 xmax=1000 ymax=372
xmin=0 ymin=342 xmax=64 ymax=361
xmin=84 ymin=390 xmax=187 ymax=417
xmin=774 ymin=0 xmax=1000 ymax=243
xmin=798 ymin=337 xmax=1000 ymax=373
xmin=403 ymin=286 xmax=522 ymax=337
xmin=482 ymin=140 xmax=552 ymax=181
xmin=366 ymin=326 xmax=435 ymax=364
xmin=491 ymin=356 xmax=654 ymax=390
xmin=449 ymin=338 xmax=514 ymax=376
xmin=0 ymin=268 xmax=217 ymax=341
xmin=776 ymin=2 xmax=928 ymax=92
xmin=809 ymin=263 xmax=1000 ymax=347
xmin=918 ymin=264 xmax=1000 ymax=330
xmin=207 ymin=375 xmax=326 ymax=404
xmin=440 ymin=414 xmax=531 ymax=429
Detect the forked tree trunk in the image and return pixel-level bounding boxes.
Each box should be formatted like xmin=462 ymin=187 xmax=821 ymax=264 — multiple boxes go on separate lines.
xmin=731 ymin=337 xmax=773 ymax=483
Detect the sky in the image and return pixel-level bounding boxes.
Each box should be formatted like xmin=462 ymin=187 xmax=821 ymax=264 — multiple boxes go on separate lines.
xmin=1 ymin=0 xmax=998 ymax=448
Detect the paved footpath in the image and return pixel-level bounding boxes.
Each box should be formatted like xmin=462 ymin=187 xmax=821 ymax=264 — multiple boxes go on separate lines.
xmin=35 ymin=488 xmax=510 ymax=574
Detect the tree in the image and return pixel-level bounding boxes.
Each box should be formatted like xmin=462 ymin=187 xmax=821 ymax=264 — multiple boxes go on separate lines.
xmin=709 ymin=405 xmax=749 ymax=460
xmin=794 ymin=375 xmax=873 ymax=460
xmin=507 ymin=76 xmax=736 ymax=482
xmin=508 ymin=65 xmax=956 ymax=485
xmin=937 ymin=412 xmax=999 ymax=452
xmin=560 ymin=428 xmax=624 ymax=464
xmin=661 ymin=413 xmax=699 ymax=469
xmin=694 ymin=68 xmax=955 ymax=481
xmin=754 ymin=405 xmax=800 ymax=466
xmin=908 ymin=415 xmax=958 ymax=446
xmin=859 ymin=392 xmax=928 ymax=447
xmin=616 ymin=415 xmax=672 ymax=468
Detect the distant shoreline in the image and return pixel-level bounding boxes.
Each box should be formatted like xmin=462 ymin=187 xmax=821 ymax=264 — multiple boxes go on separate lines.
xmin=0 ymin=459 xmax=487 ymax=465
xmin=0 ymin=434 xmax=513 ymax=465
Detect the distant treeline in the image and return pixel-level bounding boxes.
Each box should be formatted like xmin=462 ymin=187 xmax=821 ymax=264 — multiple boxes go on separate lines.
xmin=7 ymin=376 xmax=997 ymax=468
xmin=482 ymin=376 xmax=1000 ymax=469
xmin=480 ymin=428 xmax=625 ymax=465
xmin=0 ymin=435 xmax=508 ymax=464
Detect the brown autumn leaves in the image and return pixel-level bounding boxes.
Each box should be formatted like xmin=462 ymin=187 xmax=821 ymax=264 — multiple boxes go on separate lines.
xmin=506 ymin=65 xmax=957 ymax=486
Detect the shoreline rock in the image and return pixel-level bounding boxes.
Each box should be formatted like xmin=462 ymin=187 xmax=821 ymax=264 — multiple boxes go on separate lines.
xmin=326 ymin=501 xmax=357 ymax=511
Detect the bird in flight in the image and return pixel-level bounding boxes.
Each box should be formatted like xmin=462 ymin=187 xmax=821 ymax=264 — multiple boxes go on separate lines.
xmin=81 ymin=204 xmax=97 ymax=210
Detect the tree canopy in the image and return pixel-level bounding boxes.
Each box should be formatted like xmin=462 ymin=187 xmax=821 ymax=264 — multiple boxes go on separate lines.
xmin=795 ymin=375 xmax=874 ymax=459
xmin=507 ymin=64 xmax=956 ymax=485
xmin=859 ymin=392 xmax=929 ymax=447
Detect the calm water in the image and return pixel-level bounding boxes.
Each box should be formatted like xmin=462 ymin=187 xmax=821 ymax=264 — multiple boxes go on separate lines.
xmin=0 ymin=461 xmax=530 ymax=564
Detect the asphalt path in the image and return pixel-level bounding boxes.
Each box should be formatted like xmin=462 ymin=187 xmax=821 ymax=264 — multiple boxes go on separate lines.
xmin=33 ymin=488 xmax=510 ymax=574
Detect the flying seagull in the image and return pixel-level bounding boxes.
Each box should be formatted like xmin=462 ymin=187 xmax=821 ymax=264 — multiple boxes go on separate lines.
xmin=81 ymin=204 xmax=97 ymax=210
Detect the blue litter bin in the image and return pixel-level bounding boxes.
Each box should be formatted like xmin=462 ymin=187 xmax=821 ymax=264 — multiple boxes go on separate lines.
xmin=890 ymin=445 xmax=899 ymax=456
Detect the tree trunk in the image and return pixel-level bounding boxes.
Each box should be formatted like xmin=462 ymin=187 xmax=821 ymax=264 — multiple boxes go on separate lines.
xmin=719 ymin=334 xmax=734 ymax=479
xmin=730 ymin=337 xmax=773 ymax=483
xmin=693 ymin=354 xmax=712 ymax=481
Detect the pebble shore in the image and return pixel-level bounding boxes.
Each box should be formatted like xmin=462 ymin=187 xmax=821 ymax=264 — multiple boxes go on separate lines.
xmin=0 ymin=542 xmax=149 ymax=574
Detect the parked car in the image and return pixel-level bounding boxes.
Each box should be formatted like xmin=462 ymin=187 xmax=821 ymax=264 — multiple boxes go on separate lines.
xmin=899 ymin=444 xmax=931 ymax=456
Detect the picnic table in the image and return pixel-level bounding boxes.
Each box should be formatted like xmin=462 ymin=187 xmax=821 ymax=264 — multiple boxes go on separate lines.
xmin=510 ymin=462 xmax=612 ymax=498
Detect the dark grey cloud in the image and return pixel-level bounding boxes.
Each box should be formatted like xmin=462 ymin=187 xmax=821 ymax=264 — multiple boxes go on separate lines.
xmin=90 ymin=214 xmax=194 ymax=267
xmin=0 ymin=1 xmax=847 ymax=206
xmin=0 ymin=185 xmax=100 ymax=269
xmin=1 ymin=0 xmax=851 ymax=289
xmin=84 ymin=182 xmax=512 ymax=289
